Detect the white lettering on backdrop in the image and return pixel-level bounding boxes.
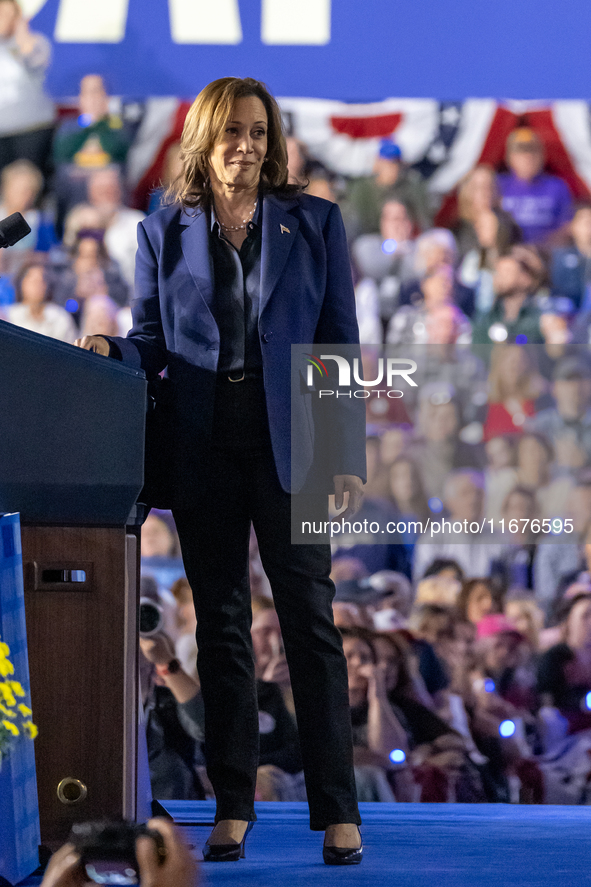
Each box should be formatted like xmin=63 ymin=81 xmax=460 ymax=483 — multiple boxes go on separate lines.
xmin=22 ymin=0 xmax=331 ymax=45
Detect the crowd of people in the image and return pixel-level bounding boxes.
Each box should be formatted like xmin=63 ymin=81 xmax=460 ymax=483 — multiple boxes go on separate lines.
xmin=2 ymin=0 xmax=591 ymax=808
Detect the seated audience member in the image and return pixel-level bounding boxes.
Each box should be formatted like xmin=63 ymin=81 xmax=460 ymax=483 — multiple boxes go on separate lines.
xmin=41 ymin=819 xmax=197 ymax=887
xmin=344 ymin=138 xmax=432 ymax=238
xmin=398 ymin=228 xmax=475 ymax=317
xmin=368 ymin=570 xmax=415 ymax=623
xmin=53 ymin=74 xmax=131 ymax=169
xmin=139 ymin=631 xmax=206 ymax=800
xmin=492 ymin=486 xmax=538 ymax=588
xmin=79 ymin=293 xmax=120 ymax=337
xmin=170 ymin=576 xmax=197 ymax=681
xmin=379 ymin=424 xmax=410 ymax=471
xmin=551 ymin=203 xmax=591 ymax=310
xmin=459 ymin=208 xmax=522 ymax=315
xmin=456 ymin=578 xmax=499 ymax=626
xmin=52 ymin=74 xmax=132 ymax=223
xmin=537 ymin=593 xmax=591 ymax=731
xmin=0 ymin=160 xmax=56 ymax=263
xmin=52 ymin=229 xmax=130 ymax=320
xmin=504 ymin=594 xmax=544 ymax=652
xmin=352 ymin=200 xmax=417 ymax=332
xmin=409 ymin=389 xmax=485 ymax=501
xmin=484 ymin=434 xmax=518 ymax=523
xmin=483 ymin=343 xmax=546 ymax=440
xmin=526 ymin=355 xmax=591 ymax=475
xmin=386 ymin=264 xmax=472 ymax=346
xmin=79 ymin=167 xmax=145 ymax=286
xmin=341 ymin=627 xmax=410 ymax=801
xmin=413 ymin=469 xmax=502 ymax=581
xmin=0 ymin=0 xmax=54 ymax=177
xmin=514 ymin=432 xmax=573 ymax=519
xmin=472 ymin=248 xmax=544 ymax=345
xmin=472 ymin=614 xmax=537 ymax=727
xmin=6 ymin=256 xmax=77 ymax=342
xmin=141 ymin=510 xmax=180 ymax=559
xmin=454 ymin=165 xmax=522 ymax=255
xmin=148 ymin=141 xmax=183 ymax=214
xmin=498 ymin=128 xmax=574 ymax=245
xmin=251 ymin=602 xmax=293 ymax=710
xmin=387 ymin=455 xmax=430 ymax=548
xmin=538 ymin=301 xmax=575 ymax=380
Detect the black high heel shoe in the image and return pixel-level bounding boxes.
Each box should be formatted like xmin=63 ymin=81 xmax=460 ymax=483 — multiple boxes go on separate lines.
xmin=323 ymin=826 xmax=363 ymax=866
xmin=202 ymin=821 xmax=254 ymax=862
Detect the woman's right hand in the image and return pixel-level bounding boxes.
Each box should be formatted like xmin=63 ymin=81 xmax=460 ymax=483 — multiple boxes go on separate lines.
xmin=74 ymin=336 xmax=110 ymax=356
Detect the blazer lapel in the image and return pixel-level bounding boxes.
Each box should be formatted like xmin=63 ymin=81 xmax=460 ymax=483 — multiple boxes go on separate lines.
xmin=260 ymin=195 xmax=299 ymax=315
xmin=180 ymin=207 xmax=216 ymax=318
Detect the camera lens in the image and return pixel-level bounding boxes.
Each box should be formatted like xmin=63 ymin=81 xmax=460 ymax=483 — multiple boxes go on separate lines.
xmin=139 ymin=598 xmax=163 ymax=637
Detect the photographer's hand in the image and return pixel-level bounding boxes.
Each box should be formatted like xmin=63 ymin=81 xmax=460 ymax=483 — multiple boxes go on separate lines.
xmin=40 ymin=843 xmax=87 ymax=887
xmin=136 ymin=819 xmax=198 ymax=887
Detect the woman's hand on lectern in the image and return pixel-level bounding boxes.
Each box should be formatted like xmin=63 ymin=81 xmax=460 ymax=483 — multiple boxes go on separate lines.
xmin=73 ymin=335 xmax=110 ymax=356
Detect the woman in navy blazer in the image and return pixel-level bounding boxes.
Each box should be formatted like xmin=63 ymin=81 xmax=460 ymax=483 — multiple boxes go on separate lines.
xmin=76 ymin=77 xmax=365 ymax=864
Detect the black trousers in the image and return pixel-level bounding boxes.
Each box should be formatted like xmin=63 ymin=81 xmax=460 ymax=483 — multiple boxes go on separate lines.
xmin=172 ymin=375 xmax=360 ymax=829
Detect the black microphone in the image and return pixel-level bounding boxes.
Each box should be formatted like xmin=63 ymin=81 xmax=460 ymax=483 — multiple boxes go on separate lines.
xmin=0 ymin=212 xmax=32 ymax=248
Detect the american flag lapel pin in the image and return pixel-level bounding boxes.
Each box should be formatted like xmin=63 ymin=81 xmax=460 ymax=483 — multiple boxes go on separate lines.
xmin=280 ymin=224 xmax=290 ymax=234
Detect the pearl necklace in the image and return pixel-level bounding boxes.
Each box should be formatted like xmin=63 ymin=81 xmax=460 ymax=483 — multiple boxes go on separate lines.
xmin=216 ymin=200 xmax=257 ymax=232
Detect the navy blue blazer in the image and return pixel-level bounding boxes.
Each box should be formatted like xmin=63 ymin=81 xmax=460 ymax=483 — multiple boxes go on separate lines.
xmin=107 ymin=192 xmax=366 ymax=507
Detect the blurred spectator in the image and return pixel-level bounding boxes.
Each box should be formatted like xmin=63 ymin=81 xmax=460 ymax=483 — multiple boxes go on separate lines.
xmin=483 ymin=344 xmax=546 ymax=440
xmin=53 ymin=74 xmax=133 ymax=225
xmin=352 ymin=200 xmax=417 ymax=335
xmin=341 ymin=627 xmax=409 ymax=801
xmin=459 ymin=208 xmax=522 ymax=315
xmin=0 ymin=0 xmax=54 ymax=177
xmin=498 ymin=128 xmax=573 ymax=245
xmin=453 ymin=165 xmax=520 ymax=258
xmin=538 ymin=301 xmax=575 ymax=379
xmin=54 ymin=74 xmax=131 ymax=169
xmin=51 ymin=229 xmax=130 ymax=320
xmin=504 ymin=594 xmax=544 ymax=652
xmin=251 ymin=604 xmax=293 ymax=712
xmin=141 ymin=510 xmax=180 ymax=559
xmin=526 ymin=355 xmax=591 ymax=475
xmin=484 ymin=434 xmax=519 ymax=522
xmin=473 ymin=614 xmax=537 ymax=714
xmin=387 ymin=455 xmax=430 ymax=551
xmin=344 ymin=138 xmax=432 ymax=238
xmin=6 ymin=256 xmax=77 ymax=342
xmin=413 ymin=470 xmax=502 ymax=580
xmin=79 ymin=293 xmax=120 ymax=337
xmin=305 ymin=169 xmax=337 ymax=202
xmin=82 ymin=167 xmax=145 ymax=286
xmin=170 ymin=576 xmax=197 ymax=681
xmin=456 ymin=578 xmax=498 ymax=626
xmin=0 ymin=160 xmax=56 ymax=263
xmin=551 ymin=203 xmax=591 ymax=309
xmin=148 ymin=141 xmax=183 ymax=214
xmin=514 ymin=432 xmax=573 ymax=519
xmin=472 ymin=249 xmax=544 ymax=345
xmin=386 ymin=264 xmax=472 ymax=345
xmin=537 ymin=593 xmax=591 ymax=728
xmin=139 ymin=631 xmax=206 ymax=800
xmin=398 ymin=228 xmax=475 ymax=317
xmin=409 ymin=390 xmax=485 ymax=500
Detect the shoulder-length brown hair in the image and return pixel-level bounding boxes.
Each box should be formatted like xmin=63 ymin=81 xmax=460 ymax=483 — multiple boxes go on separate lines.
xmin=166 ymin=77 xmax=300 ymax=209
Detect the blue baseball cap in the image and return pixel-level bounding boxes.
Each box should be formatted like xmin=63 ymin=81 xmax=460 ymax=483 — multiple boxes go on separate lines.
xmin=378 ymin=139 xmax=402 ymax=161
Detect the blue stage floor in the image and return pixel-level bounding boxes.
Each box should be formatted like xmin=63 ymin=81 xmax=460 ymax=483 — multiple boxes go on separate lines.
xmin=157 ymin=800 xmax=591 ymax=887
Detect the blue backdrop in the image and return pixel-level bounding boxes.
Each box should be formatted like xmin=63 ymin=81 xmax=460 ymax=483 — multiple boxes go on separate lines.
xmin=29 ymin=0 xmax=591 ymax=100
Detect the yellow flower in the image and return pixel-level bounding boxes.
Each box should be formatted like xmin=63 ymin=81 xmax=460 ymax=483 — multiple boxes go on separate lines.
xmin=0 ymin=684 xmax=16 ymax=707
xmin=8 ymin=681 xmax=25 ymax=697
xmin=2 ymin=720 xmax=19 ymax=736
xmin=0 ymin=659 xmax=14 ymax=678
xmin=23 ymin=721 xmax=38 ymax=739
xmin=18 ymin=704 xmax=32 ymax=717
xmin=0 ymin=641 xmax=10 ymax=658
xmin=0 ymin=703 xmax=16 ymax=718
